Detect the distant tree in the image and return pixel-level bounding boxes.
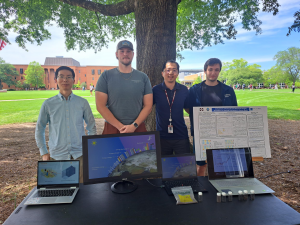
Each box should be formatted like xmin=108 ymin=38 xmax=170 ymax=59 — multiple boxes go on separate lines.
xmin=192 ymin=76 xmax=202 ymax=86
xmin=24 ymin=62 xmax=45 ymax=89
xmin=176 ymin=77 xmax=181 ymax=84
xmin=220 ymin=59 xmax=263 ymax=86
xmin=263 ymin=66 xmax=289 ymax=86
xmin=75 ymin=81 xmax=81 ymax=88
xmin=274 ymin=47 xmax=300 ymax=84
xmin=15 ymin=80 xmax=23 ymax=90
xmin=0 ymin=57 xmax=19 ymax=90
xmin=80 ymin=82 xmax=87 ymax=88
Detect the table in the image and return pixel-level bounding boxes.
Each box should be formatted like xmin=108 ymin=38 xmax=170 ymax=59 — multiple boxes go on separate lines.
xmin=4 ymin=177 xmax=300 ymax=225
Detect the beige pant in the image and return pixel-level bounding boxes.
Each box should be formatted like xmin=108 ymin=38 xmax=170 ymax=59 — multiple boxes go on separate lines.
xmin=50 ymin=156 xmax=83 ymax=183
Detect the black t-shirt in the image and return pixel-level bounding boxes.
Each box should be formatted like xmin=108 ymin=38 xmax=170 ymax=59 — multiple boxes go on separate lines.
xmin=201 ymin=82 xmax=223 ymax=106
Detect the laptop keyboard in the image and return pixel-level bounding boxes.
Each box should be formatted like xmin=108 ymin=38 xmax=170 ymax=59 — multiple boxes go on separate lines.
xmin=164 ymin=178 xmax=204 ymax=190
xmin=214 ymin=179 xmax=258 ymax=187
xmin=35 ymin=189 xmax=75 ymax=197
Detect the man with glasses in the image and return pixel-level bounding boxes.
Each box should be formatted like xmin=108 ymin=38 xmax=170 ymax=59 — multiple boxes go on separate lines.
xmin=35 ymin=66 xmax=96 ymax=183
xmin=95 ymin=40 xmax=152 ymax=134
xmin=152 ymin=60 xmax=190 ymax=155
xmin=185 ymin=58 xmax=237 ymax=176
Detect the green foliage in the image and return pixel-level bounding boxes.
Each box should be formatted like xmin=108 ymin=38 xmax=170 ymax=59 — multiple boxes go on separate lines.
xmin=0 ymin=57 xmax=19 ymax=90
xmin=15 ymin=80 xmax=23 ymax=89
xmin=192 ymin=76 xmax=202 ymax=86
xmin=220 ymin=58 xmax=263 ymax=86
xmin=176 ymin=77 xmax=181 ymax=84
xmin=38 ymin=84 xmax=46 ymax=89
xmin=1 ymin=0 xmax=279 ymax=53
xmin=274 ymin=47 xmax=300 ymax=83
xmin=24 ymin=62 xmax=45 ymax=88
xmin=73 ymin=81 xmax=81 ymax=89
xmin=263 ymin=66 xmax=289 ymax=86
xmin=80 ymin=82 xmax=87 ymax=88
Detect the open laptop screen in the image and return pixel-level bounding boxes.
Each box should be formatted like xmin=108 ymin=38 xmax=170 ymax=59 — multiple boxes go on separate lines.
xmin=207 ymin=148 xmax=254 ymax=180
xmin=37 ymin=161 xmax=80 ymax=187
xmin=162 ymin=154 xmax=197 ymax=180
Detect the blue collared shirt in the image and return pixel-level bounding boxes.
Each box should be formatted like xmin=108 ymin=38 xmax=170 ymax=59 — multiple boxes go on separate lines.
xmin=35 ymin=92 xmax=96 ymax=160
xmin=153 ymin=82 xmax=189 ymax=140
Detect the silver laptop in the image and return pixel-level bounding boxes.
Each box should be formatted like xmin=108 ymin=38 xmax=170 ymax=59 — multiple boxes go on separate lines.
xmin=25 ymin=160 xmax=80 ymax=205
xmin=207 ymin=148 xmax=274 ymax=195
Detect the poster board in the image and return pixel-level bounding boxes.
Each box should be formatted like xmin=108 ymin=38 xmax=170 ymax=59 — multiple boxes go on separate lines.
xmin=193 ymin=106 xmax=271 ymax=161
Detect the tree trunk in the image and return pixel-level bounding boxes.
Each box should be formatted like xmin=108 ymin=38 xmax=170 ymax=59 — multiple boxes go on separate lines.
xmin=134 ymin=0 xmax=177 ymax=131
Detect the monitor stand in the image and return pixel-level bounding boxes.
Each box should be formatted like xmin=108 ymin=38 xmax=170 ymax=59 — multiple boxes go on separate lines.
xmin=111 ymin=178 xmax=138 ymax=194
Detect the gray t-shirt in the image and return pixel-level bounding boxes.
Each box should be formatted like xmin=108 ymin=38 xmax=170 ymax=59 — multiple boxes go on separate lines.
xmin=96 ymin=68 xmax=152 ymax=125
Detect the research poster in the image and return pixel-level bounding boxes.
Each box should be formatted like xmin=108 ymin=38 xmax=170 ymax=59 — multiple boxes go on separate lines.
xmin=193 ymin=106 xmax=271 ymax=161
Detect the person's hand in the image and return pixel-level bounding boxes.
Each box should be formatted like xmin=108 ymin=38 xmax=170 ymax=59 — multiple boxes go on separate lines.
xmin=120 ymin=124 xmax=136 ymax=133
xmin=42 ymin=154 xmax=50 ymax=161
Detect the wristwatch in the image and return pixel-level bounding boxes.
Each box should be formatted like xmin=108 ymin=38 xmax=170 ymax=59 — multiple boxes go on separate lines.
xmin=133 ymin=122 xmax=139 ymax=128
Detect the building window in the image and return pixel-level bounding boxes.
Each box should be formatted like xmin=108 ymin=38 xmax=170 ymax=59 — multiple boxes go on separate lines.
xmin=20 ymin=68 xmax=23 ymax=74
xmin=21 ymin=76 xmax=23 ymax=79
xmin=15 ymin=77 xmax=17 ymax=79
xmin=79 ymin=78 xmax=81 ymax=81
xmin=79 ymin=70 xmax=80 ymax=73
xmin=98 ymin=69 xmax=101 ymax=75
xmin=92 ymin=77 xmax=94 ymax=80
xmin=92 ymin=69 xmax=95 ymax=75
xmin=85 ymin=74 xmax=86 ymax=77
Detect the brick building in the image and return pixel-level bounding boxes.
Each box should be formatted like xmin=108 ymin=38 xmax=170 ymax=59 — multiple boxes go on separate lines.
xmin=2 ymin=56 xmax=117 ymax=90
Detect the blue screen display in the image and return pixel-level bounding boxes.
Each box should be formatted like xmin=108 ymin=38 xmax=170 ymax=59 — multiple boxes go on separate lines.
xmin=87 ymin=134 xmax=158 ymax=179
xmin=161 ymin=155 xmax=197 ymax=179
xmin=212 ymin=148 xmax=248 ymax=173
xmin=38 ymin=161 xmax=79 ymax=185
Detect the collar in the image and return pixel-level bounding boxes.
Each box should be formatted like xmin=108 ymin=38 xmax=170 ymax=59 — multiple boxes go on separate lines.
xmin=161 ymin=82 xmax=180 ymax=91
xmin=58 ymin=92 xmax=74 ymax=101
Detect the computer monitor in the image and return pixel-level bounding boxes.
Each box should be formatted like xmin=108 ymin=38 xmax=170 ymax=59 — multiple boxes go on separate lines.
xmin=82 ymin=131 xmax=162 ymax=193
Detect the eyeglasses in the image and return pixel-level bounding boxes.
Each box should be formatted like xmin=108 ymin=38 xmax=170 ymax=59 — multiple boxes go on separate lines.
xmin=164 ymin=69 xmax=178 ymax=74
xmin=57 ymin=76 xmax=73 ymax=80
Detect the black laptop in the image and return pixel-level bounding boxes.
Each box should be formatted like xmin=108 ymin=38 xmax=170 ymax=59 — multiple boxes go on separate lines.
xmin=161 ymin=154 xmax=207 ymax=195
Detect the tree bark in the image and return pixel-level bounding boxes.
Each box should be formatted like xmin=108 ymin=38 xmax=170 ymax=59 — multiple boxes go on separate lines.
xmin=134 ymin=0 xmax=178 ymax=131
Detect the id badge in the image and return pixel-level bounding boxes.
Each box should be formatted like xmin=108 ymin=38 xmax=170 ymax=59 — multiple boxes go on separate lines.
xmin=168 ymin=125 xmax=173 ymax=133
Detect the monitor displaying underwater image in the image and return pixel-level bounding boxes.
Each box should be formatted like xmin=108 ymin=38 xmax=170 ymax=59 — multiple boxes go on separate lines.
xmin=82 ymin=131 xmax=162 ymax=185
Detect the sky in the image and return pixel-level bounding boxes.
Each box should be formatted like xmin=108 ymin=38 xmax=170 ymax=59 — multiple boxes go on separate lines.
xmin=1 ymin=0 xmax=299 ymax=75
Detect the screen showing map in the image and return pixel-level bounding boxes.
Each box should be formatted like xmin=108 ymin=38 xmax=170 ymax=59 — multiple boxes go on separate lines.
xmin=38 ymin=161 xmax=79 ymax=185
xmin=87 ymin=133 xmax=159 ymax=180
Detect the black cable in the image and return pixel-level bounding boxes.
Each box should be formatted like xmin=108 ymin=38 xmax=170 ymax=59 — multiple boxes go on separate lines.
xmin=258 ymin=170 xmax=291 ymax=179
xmin=145 ymin=179 xmax=165 ymax=188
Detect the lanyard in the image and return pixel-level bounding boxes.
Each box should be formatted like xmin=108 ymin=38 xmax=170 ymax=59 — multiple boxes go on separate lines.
xmin=164 ymin=89 xmax=176 ymax=123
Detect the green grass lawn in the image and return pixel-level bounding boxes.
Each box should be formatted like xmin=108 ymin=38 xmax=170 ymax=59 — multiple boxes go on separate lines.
xmin=0 ymin=89 xmax=299 ymax=125
xmin=0 ymin=90 xmax=102 ymax=125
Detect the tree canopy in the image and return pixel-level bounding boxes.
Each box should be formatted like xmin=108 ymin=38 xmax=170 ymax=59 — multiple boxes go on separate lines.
xmin=219 ymin=58 xmax=263 ymax=86
xmin=0 ymin=57 xmax=19 ymax=90
xmin=192 ymin=75 xmax=202 ymax=86
xmin=24 ymin=61 xmax=45 ymax=88
xmin=0 ymin=0 xmax=281 ymax=129
xmin=274 ymin=47 xmax=300 ymax=84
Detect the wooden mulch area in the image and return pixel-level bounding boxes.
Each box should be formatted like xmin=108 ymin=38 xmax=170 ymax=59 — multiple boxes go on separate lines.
xmin=0 ymin=118 xmax=299 ymax=223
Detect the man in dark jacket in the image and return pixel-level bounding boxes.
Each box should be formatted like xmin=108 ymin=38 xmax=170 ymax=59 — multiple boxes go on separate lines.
xmin=185 ymin=58 xmax=237 ymax=176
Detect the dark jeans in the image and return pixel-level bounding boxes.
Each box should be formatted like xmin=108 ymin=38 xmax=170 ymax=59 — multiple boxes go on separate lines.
xmin=160 ymin=138 xmax=190 ymax=156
